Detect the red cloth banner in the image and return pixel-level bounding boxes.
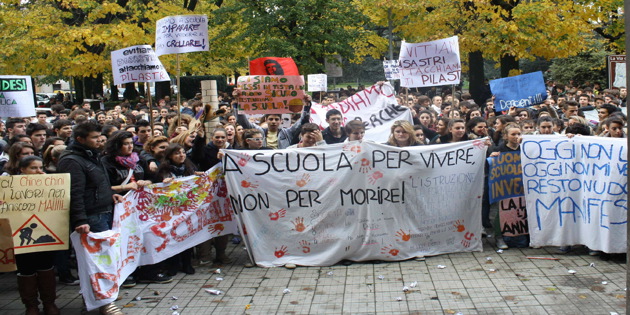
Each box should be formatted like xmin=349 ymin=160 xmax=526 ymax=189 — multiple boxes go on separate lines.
xmin=250 ymin=57 xmax=299 ymax=76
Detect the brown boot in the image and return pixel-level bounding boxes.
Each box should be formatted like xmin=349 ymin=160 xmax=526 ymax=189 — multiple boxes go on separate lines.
xmin=37 ymin=268 xmax=60 ymax=315
xmin=17 ymin=273 xmax=40 ymax=315
xmin=214 ymin=235 xmax=232 ymax=264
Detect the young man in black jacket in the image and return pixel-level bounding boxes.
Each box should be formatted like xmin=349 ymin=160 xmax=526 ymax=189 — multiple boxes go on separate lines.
xmin=57 ymin=121 xmax=125 ymax=315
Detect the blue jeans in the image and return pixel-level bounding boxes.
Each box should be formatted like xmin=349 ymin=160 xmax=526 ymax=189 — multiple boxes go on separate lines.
xmin=86 ymin=212 xmax=113 ymax=233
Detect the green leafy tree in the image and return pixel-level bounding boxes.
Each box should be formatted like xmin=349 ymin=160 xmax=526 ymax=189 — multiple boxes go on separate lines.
xmin=212 ymin=0 xmax=387 ymax=74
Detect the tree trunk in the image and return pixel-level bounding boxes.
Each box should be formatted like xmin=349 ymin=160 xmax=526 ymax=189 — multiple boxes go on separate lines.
xmin=500 ymin=54 xmax=519 ymax=78
xmin=468 ymin=51 xmax=487 ymax=107
xmin=111 ymin=85 xmax=119 ymax=101
xmin=155 ymin=81 xmax=171 ymax=102
xmin=123 ymin=83 xmax=138 ymax=101
xmin=74 ymin=77 xmax=84 ymax=104
xmin=93 ymin=74 xmax=104 ymax=99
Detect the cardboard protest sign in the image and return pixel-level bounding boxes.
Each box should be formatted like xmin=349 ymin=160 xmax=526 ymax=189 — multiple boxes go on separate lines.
xmin=111 ymin=45 xmax=170 ymax=85
xmin=0 ymin=219 xmax=16 ymax=272
xmin=0 ymin=174 xmax=70 ymax=254
xmin=155 ymin=15 xmax=209 ymax=56
xmin=383 ymin=60 xmax=400 ymax=80
xmin=73 ymin=165 xmax=237 ymax=311
xmin=499 ymin=197 xmax=528 ymax=237
xmin=236 ymin=75 xmax=306 ymax=114
xmin=398 ymin=36 xmax=461 ymax=87
xmin=223 ymin=141 xmax=487 ymax=267
xmin=309 ymin=82 xmax=413 ymax=143
xmin=487 ymin=152 xmax=523 ymax=204
xmin=307 ymin=74 xmax=327 ymax=92
xmin=521 ymin=135 xmax=627 ymax=253
xmin=608 ymin=55 xmax=626 ymax=88
xmin=490 ymin=71 xmax=547 ymax=111
xmin=0 ymin=75 xmax=36 ymax=117
xmin=250 ymin=57 xmax=300 ymax=76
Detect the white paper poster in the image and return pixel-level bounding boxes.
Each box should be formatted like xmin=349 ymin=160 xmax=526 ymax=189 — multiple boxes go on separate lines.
xmin=521 ymin=135 xmax=627 ymax=253
xmin=111 ymin=45 xmax=170 ymax=85
xmin=73 ymin=166 xmax=237 ymax=310
xmin=155 ymin=15 xmax=209 ymax=56
xmin=0 ymin=75 xmax=35 ymax=117
xmin=309 ymin=82 xmax=413 ymax=143
xmin=383 ymin=60 xmax=401 ymax=80
xmin=307 ymin=74 xmax=327 ymax=92
xmin=223 ymin=141 xmax=487 ymax=267
xmin=398 ymin=36 xmax=461 ymax=88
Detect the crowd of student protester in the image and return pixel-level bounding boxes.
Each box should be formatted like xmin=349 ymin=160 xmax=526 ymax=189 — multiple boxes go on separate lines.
xmin=0 ymin=82 xmax=626 ymax=315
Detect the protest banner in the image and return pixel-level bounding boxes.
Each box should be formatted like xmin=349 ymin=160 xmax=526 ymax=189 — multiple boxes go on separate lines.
xmin=0 ymin=174 xmax=69 ymax=254
xmin=398 ymin=36 xmax=461 ymax=88
xmin=73 ymin=165 xmax=237 ymax=311
xmin=111 ymin=45 xmax=170 ymax=85
xmin=236 ymin=75 xmax=306 ymax=114
xmin=250 ymin=57 xmax=300 ymax=76
xmin=307 ymin=74 xmax=327 ymax=92
xmin=490 ymin=71 xmax=547 ymax=111
xmin=0 ymin=219 xmax=16 ymax=272
xmin=223 ymin=140 xmax=487 ymax=267
xmin=607 ymin=55 xmax=626 ymax=88
xmin=487 ymin=152 xmax=523 ymax=204
xmin=383 ymin=60 xmax=401 ymax=80
xmin=155 ymin=15 xmax=209 ymax=56
xmin=309 ymin=82 xmax=413 ymax=143
xmin=499 ymin=197 xmax=528 ymax=237
xmin=0 ymin=75 xmax=36 ymax=117
xmin=521 ymin=135 xmax=627 ymax=252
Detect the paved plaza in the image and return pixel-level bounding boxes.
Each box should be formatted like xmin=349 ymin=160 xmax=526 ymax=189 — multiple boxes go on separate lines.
xmin=0 ymin=237 xmax=626 ymax=315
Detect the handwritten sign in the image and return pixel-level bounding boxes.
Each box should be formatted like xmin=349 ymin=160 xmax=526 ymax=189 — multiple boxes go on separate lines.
xmin=0 ymin=75 xmax=36 ymax=117
xmin=0 ymin=174 xmax=70 ymax=254
xmin=309 ymin=82 xmax=413 ymax=143
xmin=236 ymin=75 xmax=306 ymax=114
xmin=383 ymin=60 xmax=400 ymax=80
xmin=0 ymin=219 xmax=16 ymax=272
xmin=73 ymin=165 xmax=237 ymax=311
xmin=155 ymin=15 xmax=208 ymax=56
xmin=111 ymin=45 xmax=170 ymax=85
xmin=398 ymin=36 xmax=461 ymax=88
xmin=307 ymin=74 xmax=327 ymax=92
xmin=490 ymin=71 xmax=547 ymax=111
xmin=487 ymin=152 xmax=523 ymax=204
xmin=499 ymin=197 xmax=528 ymax=237
xmin=608 ymin=55 xmax=626 ymax=88
xmin=223 ymin=141 xmax=487 ymax=267
xmin=521 ymin=135 xmax=627 ymax=253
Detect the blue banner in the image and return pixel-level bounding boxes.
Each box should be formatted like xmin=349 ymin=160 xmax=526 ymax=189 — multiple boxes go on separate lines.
xmin=487 ymin=152 xmax=523 ymax=204
xmin=490 ymin=71 xmax=547 ymax=111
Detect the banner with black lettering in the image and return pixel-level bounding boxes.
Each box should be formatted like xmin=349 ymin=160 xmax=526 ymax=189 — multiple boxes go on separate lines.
xmin=521 ymin=136 xmax=627 ymax=253
xmin=223 ymin=140 xmax=487 ymax=267
xmin=72 ymin=166 xmax=237 ymax=310
xmin=309 ymin=82 xmax=413 ymax=143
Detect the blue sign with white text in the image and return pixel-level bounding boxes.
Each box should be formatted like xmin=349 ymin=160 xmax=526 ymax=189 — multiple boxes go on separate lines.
xmin=490 ymin=71 xmax=547 ymax=111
